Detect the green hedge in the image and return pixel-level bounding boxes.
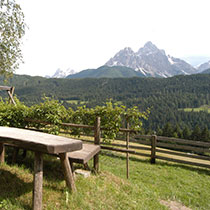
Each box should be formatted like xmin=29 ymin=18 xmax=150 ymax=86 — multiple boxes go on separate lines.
xmin=0 ymin=97 xmax=149 ymax=139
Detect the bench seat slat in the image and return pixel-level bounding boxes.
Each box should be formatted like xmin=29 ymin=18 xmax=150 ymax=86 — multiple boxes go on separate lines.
xmin=68 ymin=144 xmax=101 ymax=164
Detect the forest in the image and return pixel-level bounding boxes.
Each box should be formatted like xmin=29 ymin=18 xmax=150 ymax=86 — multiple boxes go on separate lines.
xmin=0 ymin=73 xmax=209 ymax=141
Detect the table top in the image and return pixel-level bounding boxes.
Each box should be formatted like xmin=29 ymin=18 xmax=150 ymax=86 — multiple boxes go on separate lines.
xmin=0 ymin=127 xmax=82 ymax=154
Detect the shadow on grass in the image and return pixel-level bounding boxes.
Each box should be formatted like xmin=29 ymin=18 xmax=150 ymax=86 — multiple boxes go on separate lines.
xmin=101 ymin=150 xmax=210 ymax=176
xmin=0 ymin=169 xmax=32 ymax=210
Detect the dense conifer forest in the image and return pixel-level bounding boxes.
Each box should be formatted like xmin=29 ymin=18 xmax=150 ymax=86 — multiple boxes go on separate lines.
xmin=0 ymin=73 xmax=209 ymax=140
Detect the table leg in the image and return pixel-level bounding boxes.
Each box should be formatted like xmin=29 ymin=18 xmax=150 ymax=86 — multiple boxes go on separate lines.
xmin=32 ymin=152 xmax=43 ymax=210
xmin=59 ymin=153 xmax=76 ymax=192
xmin=0 ymin=143 xmax=5 ymax=163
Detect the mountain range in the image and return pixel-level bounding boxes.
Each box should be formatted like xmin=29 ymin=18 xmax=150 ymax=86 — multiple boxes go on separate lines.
xmin=51 ymin=42 xmax=210 ymax=79
xmin=46 ymin=68 xmax=76 ymax=78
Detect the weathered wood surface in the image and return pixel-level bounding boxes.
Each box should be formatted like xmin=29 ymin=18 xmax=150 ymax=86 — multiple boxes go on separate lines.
xmin=157 ymin=141 xmax=210 ymax=153
xmin=0 ymin=86 xmax=11 ymax=91
xmin=156 ymin=148 xmax=210 ymax=161
xmin=0 ymin=127 xmax=82 ymax=154
xmin=101 ymin=145 xmax=151 ymax=157
xmin=157 ymin=155 xmax=210 ymax=169
xmin=157 ymin=136 xmax=210 ymax=147
xmin=32 ymin=152 xmax=43 ymax=210
xmin=68 ymin=143 xmax=101 ymax=164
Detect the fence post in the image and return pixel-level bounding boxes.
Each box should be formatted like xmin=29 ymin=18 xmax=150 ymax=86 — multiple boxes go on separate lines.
xmin=151 ymin=135 xmax=157 ymax=164
xmin=0 ymin=143 xmax=5 ymax=163
xmin=126 ymin=122 xmax=130 ymax=179
xmin=94 ymin=117 xmax=101 ymax=172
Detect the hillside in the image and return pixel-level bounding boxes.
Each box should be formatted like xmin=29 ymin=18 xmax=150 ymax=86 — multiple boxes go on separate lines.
xmin=67 ymin=66 xmax=145 ymax=79
xmin=0 ymin=74 xmax=210 ymax=131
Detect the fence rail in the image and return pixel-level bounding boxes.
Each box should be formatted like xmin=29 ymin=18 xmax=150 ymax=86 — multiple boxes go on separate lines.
xmin=24 ymin=118 xmax=210 ymax=175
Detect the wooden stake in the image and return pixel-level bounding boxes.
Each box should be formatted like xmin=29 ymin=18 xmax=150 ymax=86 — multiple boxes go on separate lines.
xmin=151 ymin=135 xmax=157 ymax=164
xmin=32 ymin=152 xmax=43 ymax=210
xmin=126 ymin=122 xmax=130 ymax=179
xmin=94 ymin=117 xmax=101 ymax=172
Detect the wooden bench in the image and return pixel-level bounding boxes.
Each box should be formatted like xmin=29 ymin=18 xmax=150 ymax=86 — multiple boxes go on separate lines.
xmin=68 ymin=143 xmax=101 ymax=172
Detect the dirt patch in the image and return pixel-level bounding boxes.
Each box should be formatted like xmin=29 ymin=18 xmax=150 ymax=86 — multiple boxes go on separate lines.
xmin=160 ymin=200 xmax=192 ymax=210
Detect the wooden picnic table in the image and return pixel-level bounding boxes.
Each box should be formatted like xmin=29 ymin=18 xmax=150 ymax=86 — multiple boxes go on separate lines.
xmin=0 ymin=126 xmax=82 ymax=210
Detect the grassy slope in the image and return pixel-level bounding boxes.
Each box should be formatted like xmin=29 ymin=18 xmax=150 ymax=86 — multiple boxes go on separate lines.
xmin=0 ymin=148 xmax=210 ymax=210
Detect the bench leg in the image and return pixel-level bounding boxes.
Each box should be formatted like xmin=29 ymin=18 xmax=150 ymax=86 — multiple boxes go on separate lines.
xmin=12 ymin=148 xmax=19 ymax=164
xmin=84 ymin=163 xmax=90 ymax=170
xmin=0 ymin=143 xmax=5 ymax=163
xmin=59 ymin=153 xmax=76 ymax=192
xmin=33 ymin=152 xmax=43 ymax=210
xmin=93 ymin=154 xmax=99 ymax=173
xmin=22 ymin=149 xmax=27 ymax=159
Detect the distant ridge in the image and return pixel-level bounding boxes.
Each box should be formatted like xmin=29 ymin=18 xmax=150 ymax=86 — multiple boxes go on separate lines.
xmin=66 ymin=66 xmax=145 ymax=79
xmin=200 ymin=68 xmax=210 ymax=74
xmin=197 ymin=60 xmax=210 ymax=72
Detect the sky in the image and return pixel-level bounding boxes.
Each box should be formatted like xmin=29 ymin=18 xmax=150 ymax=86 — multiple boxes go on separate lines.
xmin=16 ymin=0 xmax=210 ymax=76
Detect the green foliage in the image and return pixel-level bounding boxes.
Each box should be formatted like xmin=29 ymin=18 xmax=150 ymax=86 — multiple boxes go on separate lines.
xmin=0 ymin=0 xmax=25 ymax=76
xmin=0 ymin=97 xmax=28 ymax=128
xmin=0 ymin=97 xmax=148 ymax=139
xmin=67 ymin=101 xmax=149 ymax=140
xmin=28 ymin=97 xmax=68 ymax=134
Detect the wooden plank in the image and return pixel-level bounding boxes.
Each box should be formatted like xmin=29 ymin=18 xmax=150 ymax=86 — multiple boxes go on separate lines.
xmin=101 ymin=146 xmax=151 ymax=157
xmin=157 ymin=136 xmax=210 ymax=147
xmin=32 ymin=152 xmax=43 ymax=210
xmin=0 ymin=143 xmax=5 ymax=163
xmin=130 ymin=138 xmax=151 ymax=146
xmin=68 ymin=144 xmax=101 ymax=164
xmin=156 ymin=148 xmax=210 ymax=161
xmin=0 ymin=86 xmax=11 ymax=91
xmin=101 ymin=141 xmax=151 ymax=151
xmin=133 ymin=134 xmax=153 ymax=139
xmin=62 ymin=122 xmax=94 ymax=129
xmin=0 ymin=127 xmax=82 ymax=154
xmin=157 ymin=142 xmax=210 ymax=154
xmin=59 ymin=153 xmax=76 ymax=192
xmin=156 ymin=155 xmax=210 ymax=169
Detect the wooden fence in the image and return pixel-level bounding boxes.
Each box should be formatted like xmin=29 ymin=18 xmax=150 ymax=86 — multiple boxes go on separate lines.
xmin=25 ymin=118 xmax=210 ymax=177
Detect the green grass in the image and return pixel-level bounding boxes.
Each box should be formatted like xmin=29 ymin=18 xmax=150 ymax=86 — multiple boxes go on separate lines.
xmin=0 ymin=149 xmax=210 ymax=209
xmin=180 ymin=105 xmax=210 ymax=113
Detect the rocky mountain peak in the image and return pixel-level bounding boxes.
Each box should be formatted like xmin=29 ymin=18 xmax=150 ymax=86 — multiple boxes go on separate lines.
xmin=137 ymin=41 xmax=165 ymax=56
xmin=105 ymin=41 xmax=197 ymax=77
